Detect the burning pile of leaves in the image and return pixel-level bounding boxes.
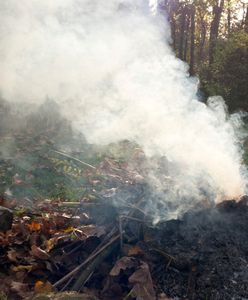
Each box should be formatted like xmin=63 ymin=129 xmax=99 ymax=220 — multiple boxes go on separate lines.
xmin=1 ymin=152 xmax=248 ymax=300
xmin=2 ymin=98 xmax=248 ymax=300
xmin=0 ymin=156 xmax=161 ymax=300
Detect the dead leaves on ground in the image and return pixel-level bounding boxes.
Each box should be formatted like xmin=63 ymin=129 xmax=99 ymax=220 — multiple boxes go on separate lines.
xmin=110 ymin=257 xmax=137 ymax=276
xmin=0 ymin=206 xmax=166 ymax=300
xmin=129 ymin=262 xmax=156 ymax=300
xmin=26 ymin=221 xmax=42 ymax=232
xmin=0 ymin=156 xmax=172 ymax=300
xmin=30 ymin=245 xmax=51 ymax=260
xmin=34 ymin=280 xmax=53 ymax=294
xmin=110 ymin=257 xmax=156 ymax=300
xmin=0 ymin=204 xmax=108 ymax=299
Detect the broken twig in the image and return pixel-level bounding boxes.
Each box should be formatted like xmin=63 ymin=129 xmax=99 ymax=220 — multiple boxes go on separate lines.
xmin=51 ymin=150 xmax=96 ymax=170
xmin=53 ymin=234 xmax=120 ymax=288
xmin=72 ymin=239 xmax=118 ymax=291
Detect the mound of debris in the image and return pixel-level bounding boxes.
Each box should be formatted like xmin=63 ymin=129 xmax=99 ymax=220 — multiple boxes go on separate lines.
xmin=150 ymin=198 xmax=248 ymax=299
xmin=1 ymin=188 xmax=248 ymax=300
xmin=0 ymin=112 xmax=248 ymax=299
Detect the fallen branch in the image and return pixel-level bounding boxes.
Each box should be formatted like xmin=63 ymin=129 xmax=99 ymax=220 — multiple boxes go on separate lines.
xmin=72 ymin=239 xmax=119 ymax=291
xmin=53 ymin=234 xmax=120 ymax=288
xmin=54 ymin=197 xmax=145 ymax=290
xmin=151 ymin=248 xmax=176 ymax=262
xmin=58 ymin=202 xmax=81 ymax=208
xmin=51 ymin=150 xmax=96 ymax=170
xmin=119 ymin=216 xmax=124 ymax=252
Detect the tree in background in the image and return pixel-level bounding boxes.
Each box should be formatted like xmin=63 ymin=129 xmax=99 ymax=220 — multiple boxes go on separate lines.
xmin=159 ymin=0 xmax=248 ymax=111
xmin=203 ymin=31 xmax=248 ymax=111
xmin=209 ymin=0 xmax=225 ymax=65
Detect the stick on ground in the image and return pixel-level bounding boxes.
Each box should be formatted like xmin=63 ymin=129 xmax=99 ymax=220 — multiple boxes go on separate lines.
xmin=51 ymin=150 xmax=96 ymax=170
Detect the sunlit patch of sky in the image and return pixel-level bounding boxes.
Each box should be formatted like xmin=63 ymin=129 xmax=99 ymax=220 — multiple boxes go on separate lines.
xmin=149 ymin=0 xmax=158 ymax=14
xmin=236 ymin=0 xmax=248 ymax=21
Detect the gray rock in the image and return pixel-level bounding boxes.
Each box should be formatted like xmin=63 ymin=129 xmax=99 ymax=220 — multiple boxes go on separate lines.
xmin=0 ymin=206 xmax=13 ymax=232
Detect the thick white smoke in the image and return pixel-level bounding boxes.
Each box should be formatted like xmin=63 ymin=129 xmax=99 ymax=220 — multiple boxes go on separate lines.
xmin=0 ymin=0 xmax=246 ymax=205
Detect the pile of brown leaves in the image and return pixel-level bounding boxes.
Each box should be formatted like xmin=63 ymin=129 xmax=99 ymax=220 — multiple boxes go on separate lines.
xmin=4 ymin=155 xmax=247 ymax=300
xmin=0 ymin=157 xmax=171 ymax=300
xmin=0 ymin=200 xmax=171 ymax=300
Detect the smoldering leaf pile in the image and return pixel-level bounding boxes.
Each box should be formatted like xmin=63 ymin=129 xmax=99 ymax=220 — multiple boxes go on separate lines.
xmin=0 ymin=0 xmax=247 ymax=216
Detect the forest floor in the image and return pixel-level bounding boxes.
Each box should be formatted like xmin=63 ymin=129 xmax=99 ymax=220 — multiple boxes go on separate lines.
xmin=1 ymin=170 xmax=248 ymax=300
xmin=1 ymin=101 xmax=248 ymax=300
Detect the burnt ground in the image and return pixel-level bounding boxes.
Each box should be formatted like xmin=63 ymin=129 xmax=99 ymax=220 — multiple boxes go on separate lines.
xmin=1 ymin=127 xmax=248 ymax=300
xmin=2 ymin=194 xmax=248 ymax=300
xmin=148 ymin=200 xmax=248 ymax=300
xmin=1 ymin=99 xmax=248 ymax=299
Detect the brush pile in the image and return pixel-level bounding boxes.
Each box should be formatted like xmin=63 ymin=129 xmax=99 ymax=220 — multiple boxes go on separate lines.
xmin=1 ymin=101 xmax=248 ymax=300
xmin=1 ymin=154 xmax=248 ymax=300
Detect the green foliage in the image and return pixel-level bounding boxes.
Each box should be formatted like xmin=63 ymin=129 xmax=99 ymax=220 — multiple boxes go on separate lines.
xmin=159 ymin=0 xmax=248 ymax=111
xmin=0 ymin=99 xmax=94 ymax=202
xmin=0 ymin=98 xmax=140 ymax=202
xmin=0 ymin=292 xmax=7 ymax=300
xmin=200 ymin=31 xmax=248 ymax=111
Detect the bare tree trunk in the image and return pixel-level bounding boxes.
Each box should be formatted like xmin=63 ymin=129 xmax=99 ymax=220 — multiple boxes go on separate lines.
xmin=245 ymin=5 xmax=248 ymax=33
xmin=227 ymin=0 xmax=231 ymax=36
xmin=179 ymin=6 xmax=186 ymax=60
xmin=189 ymin=5 xmax=195 ymax=75
xmin=171 ymin=14 xmax=177 ymax=50
xmin=198 ymin=21 xmax=206 ymax=63
xmin=183 ymin=13 xmax=190 ymax=61
xmin=209 ymin=0 xmax=225 ymax=65
xmin=241 ymin=3 xmax=246 ymax=28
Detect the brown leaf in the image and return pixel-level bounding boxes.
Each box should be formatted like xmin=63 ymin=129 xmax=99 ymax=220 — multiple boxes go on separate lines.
xmin=29 ymin=231 xmax=40 ymax=246
xmin=72 ymin=225 xmax=106 ymax=240
xmin=53 ymin=214 xmax=71 ymax=228
xmin=128 ymin=245 xmax=143 ymax=256
xmin=129 ymin=262 xmax=156 ymax=300
xmin=26 ymin=221 xmax=41 ymax=232
xmin=15 ymin=271 xmax=27 ymax=281
xmin=10 ymin=281 xmax=31 ymax=298
xmin=7 ymin=249 xmax=18 ymax=262
xmin=45 ymin=238 xmax=55 ymax=252
xmin=0 ymin=198 xmax=17 ymax=209
xmin=63 ymin=226 xmax=74 ymax=233
xmin=110 ymin=256 xmax=136 ymax=276
xmin=11 ymin=265 xmax=33 ymax=272
xmin=81 ymin=225 xmax=106 ymax=238
xmin=30 ymin=245 xmax=50 ymax=260
xmin=34 ymin=280 xmax=53 ymax=293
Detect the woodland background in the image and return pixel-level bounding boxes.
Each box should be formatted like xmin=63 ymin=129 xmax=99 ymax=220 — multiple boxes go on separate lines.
xmin=0 ymin=0 xmax=248 ymax=202
xmin=0 ymin=2 xmax=248 ymax=298
xmin=158 ymin=0 xmax=248 ymax=112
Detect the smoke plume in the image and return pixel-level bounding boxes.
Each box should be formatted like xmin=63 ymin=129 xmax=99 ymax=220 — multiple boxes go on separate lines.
xmin=0 ymin=0 xmax=246 ymax=210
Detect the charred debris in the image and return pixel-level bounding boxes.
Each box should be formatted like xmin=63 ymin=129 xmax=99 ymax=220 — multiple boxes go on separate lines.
xmin=1 ymin=100 xmax=248 ymax=300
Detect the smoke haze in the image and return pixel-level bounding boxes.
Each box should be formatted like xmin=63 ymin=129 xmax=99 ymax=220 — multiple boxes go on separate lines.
xmin=0 ymin=0 xmax=246 ymax=209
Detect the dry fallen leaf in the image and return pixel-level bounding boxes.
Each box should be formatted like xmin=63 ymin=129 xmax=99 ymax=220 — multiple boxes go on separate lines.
xmin=64 ymin=226 xmax=74 ymax=233
xmin=30 ymin=245 xmax=50 ymax=260
xmin=7 ymin=249 xmax=18 ymax=262
xmin=129 ymin=261 xmax=156 ymax=300
xmin=26 ymin=221 xmax=41 ymax=232
xmin=34 ymin=280 xmax=53 ymax=293
xmin=157 ymin=293 xmax=174 ymax=300
xmin=128 ymin=244 xmax=143 ymax=256
xmin=110 ymin=256 xmax=136 ymax=276
xmin=10 ymin=281 xmax=31 ymax=298
xmin=45 ymin=238 xmax=55 ymax=252
xmin=11 ymin=265 xmax=33 ymax=272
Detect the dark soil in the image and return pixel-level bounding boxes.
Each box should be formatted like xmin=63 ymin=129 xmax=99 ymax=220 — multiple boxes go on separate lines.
xmin=149 ymin=199 xmax=248 ymax=300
